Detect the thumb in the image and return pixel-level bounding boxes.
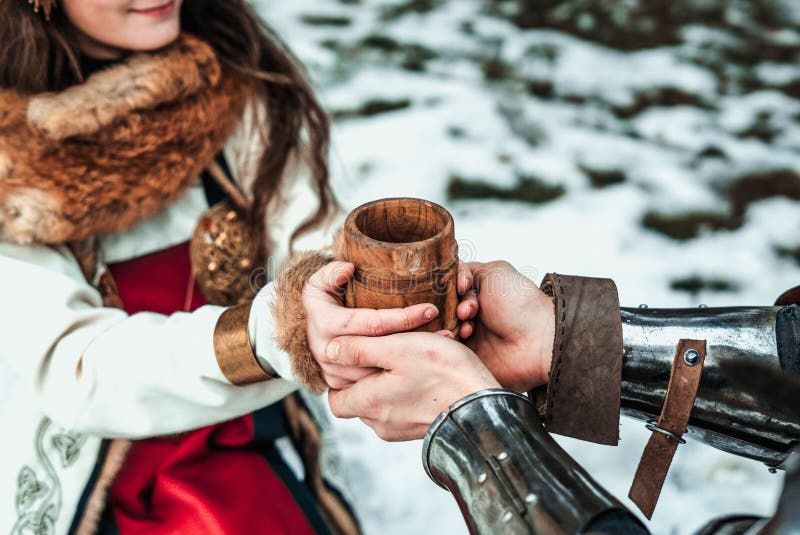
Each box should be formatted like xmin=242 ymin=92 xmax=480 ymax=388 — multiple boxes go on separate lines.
xmin=328 ymin=387 xmax=357 ymax=419
xmin=306 ymin=261 xmax=354 ymax=303
xmin=328 ymin=374 xmax=384 ymax=419
xmin=434 ymin=329 xmax=457 ymax=340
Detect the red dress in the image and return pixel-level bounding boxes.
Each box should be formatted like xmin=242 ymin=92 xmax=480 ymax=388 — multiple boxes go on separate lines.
xmin=99 ymin=242 xmax=320 ymax=534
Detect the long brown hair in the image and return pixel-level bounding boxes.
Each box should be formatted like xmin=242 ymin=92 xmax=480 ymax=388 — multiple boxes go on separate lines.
xmin=0 ymin=0 xmax=335 ymax=262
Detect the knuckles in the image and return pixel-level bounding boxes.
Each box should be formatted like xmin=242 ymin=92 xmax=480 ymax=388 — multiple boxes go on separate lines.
xmin=349 ymin=340 xmax=371 ymax=368
xmin=337 ymin=311 xmax=358 ymax=334
xmin=366 ymin=314 xmax=386 ymax=337
xmin=362 ymin=391 xmax=381 ymax=416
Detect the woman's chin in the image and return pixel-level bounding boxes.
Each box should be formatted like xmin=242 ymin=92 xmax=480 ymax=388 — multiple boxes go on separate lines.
xmin=122 ymin=25 xmax=181 ymax=52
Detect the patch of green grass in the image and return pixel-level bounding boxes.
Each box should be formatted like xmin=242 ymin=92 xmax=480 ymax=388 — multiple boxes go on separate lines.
xmin=671 ymin=276 xmax=739 ymax=295
xmin=527 ymin=79 xmax=555 ymax=98
xmin=331 ymin=99 xmax=413 ymax=121
xmin=579 ymin=165 xmax=626 ymax=188
xmin=736 ymin=112 xmax=779 ymax=143
xmin=695 ymin=145 xmax=729 ymax=161
xmin=355 ymin=35 xmax=438 ymax=71
xmin=642 ymin=211 xmax=735 ymax=241
xmin=319 ymin=39 xmax=342 ymax=51
xmin=611 ymin=87 xmax=713 ymax=119
xmin=447 ymin=126 xmax=467 ymax=139
xmin=299 ymin=14 xmax=352 ymax=27
xmin=400 ymin=44 xmax=437 ymax=71
xmin=360 ymin=34 xmax=401 ymax=52
xmin=728 ymin=169 xmax=800 ymax=217
xmin=447 ymin=174 xmax=565 ymax=205
xmin=481 ymin=58 xmax=512 ymax=81
xmin=380 ymin=0 xmax=443 ymax=21
xmin=775 ymin=245 xmax=800 ymax=266
xmin=643 ymin=168 xmax=800 ymax=240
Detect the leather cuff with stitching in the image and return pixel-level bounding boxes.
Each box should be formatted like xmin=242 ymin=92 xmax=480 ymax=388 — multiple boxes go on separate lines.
xmin=530 ymin=273 xmax=623 ymax=446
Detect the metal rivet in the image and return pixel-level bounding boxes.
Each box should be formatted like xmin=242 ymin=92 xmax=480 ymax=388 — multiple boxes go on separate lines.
xmin=684 ymin=349 xmax=701 ymax=366
xmin=699 ymin=304 xmax=708 ymax=308
xmin=497 ymin=451 xmax=509 ymax=461
xmin=477 ymin=472 xmax=487 ymax=484
xmin=768 ymin=467 xmax=778 ymax=474
xmin=525 ymin=493 xmax=538 ymax=505
xmin=638 ymin=304 xmax=648 ymax=309
xmin=502 ymin=512 xmax=513 ymax=523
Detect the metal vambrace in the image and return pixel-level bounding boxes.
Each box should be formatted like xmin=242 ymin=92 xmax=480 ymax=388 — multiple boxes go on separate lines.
xmin=621 ymin=305 xmax=800 ymax=468
xmin=422 ymin=389 xmax=639 ymax=534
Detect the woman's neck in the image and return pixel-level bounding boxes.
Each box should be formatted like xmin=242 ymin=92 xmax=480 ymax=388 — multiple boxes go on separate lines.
xmin=72 ymin=27 xmax=126 ymax=60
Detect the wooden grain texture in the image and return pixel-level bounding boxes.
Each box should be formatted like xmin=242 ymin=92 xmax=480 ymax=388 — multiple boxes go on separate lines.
xmin=340 ymin=198 xmax=459 ymax=335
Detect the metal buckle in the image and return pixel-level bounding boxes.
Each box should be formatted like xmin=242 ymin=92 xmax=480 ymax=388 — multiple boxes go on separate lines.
xmin=645 ymin=420 xmax=686 ymax=444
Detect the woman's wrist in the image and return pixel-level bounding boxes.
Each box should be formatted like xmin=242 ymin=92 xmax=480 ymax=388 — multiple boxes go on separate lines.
xmin=214 ymin=303 xmax=275 ymax=385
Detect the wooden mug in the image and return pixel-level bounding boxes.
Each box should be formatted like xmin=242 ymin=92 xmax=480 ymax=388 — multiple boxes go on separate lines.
xmin=340 ymin=197 xmax=459 ymax=335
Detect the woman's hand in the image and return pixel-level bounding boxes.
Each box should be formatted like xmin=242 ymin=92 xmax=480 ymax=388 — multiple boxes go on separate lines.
xmin=304 ymin=261 xmax=440 ymax=390
xmin=325 ymin=331 xmax=500 ymax=441
xmin=462 ymin=261 xmax=555 ymax=392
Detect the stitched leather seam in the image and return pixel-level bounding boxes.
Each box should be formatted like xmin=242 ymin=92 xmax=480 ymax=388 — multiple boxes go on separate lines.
xmin=546 ymin=273 xmax=567 ymax=423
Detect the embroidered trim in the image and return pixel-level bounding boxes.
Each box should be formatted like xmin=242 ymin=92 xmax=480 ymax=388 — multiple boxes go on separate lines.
xmin=12 ymin=418 xmax=86 ymax=535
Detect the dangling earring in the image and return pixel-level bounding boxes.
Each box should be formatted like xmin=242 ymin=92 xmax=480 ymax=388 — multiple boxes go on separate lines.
xmin=28 ymin=0 xmax=56 ymax=20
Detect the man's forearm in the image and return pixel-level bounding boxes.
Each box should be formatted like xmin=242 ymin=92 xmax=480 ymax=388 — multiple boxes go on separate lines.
xmin=620 ymin=304 xmax=796 ymax=466
xmin=534 ymin=273 xmax=799 ymax=467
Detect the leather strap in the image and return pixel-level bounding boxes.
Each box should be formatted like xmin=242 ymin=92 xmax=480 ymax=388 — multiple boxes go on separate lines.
xmin=629 ymin=338 xmax=706 ymax=519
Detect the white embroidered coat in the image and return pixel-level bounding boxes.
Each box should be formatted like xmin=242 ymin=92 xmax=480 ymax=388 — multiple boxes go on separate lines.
xmin=0 ymin=110 xmax=341 ymax=534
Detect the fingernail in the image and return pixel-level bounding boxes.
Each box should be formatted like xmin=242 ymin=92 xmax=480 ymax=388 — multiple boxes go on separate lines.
xmin=424 ymin=307 xmax=438 ymax=320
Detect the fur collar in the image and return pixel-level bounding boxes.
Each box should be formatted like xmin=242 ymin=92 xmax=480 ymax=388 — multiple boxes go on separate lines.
xmin=0 ymin=34 xmax=251 ymax=245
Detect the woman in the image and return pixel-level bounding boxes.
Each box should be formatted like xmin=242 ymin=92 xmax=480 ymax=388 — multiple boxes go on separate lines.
xmin=0 ymin=1 xmax=475 ymax=533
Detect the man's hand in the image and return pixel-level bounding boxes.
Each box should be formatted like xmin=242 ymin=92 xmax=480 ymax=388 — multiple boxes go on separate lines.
xmin=463 ymin=261 xmax=555 ymax=392
xmin=326 ymin=331 xmax=500 ymax=441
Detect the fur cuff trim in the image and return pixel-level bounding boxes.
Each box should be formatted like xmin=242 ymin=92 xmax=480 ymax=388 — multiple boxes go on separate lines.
xmin=271 ymin=251 xmax=334 ymax=394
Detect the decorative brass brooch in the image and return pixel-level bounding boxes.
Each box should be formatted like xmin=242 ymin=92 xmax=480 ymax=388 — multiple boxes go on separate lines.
xmin=189 ymin=162 xmax=260 ymax=306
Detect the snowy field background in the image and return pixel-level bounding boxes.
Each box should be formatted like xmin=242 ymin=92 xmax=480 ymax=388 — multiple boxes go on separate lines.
xmin=256 ymin=1 xmax=800 ymax=533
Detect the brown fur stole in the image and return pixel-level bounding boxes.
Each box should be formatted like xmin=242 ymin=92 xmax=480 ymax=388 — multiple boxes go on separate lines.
xmin=0 ymin=33 xmax=251 ymax=245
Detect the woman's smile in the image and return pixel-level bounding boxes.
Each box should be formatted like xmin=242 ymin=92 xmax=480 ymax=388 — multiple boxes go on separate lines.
xmin=129 ymin=0 xmax=176 ymax=18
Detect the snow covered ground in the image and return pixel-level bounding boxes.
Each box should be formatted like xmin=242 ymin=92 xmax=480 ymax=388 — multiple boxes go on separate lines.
xmin=256 ymin=1 xmax=800 ymax=533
